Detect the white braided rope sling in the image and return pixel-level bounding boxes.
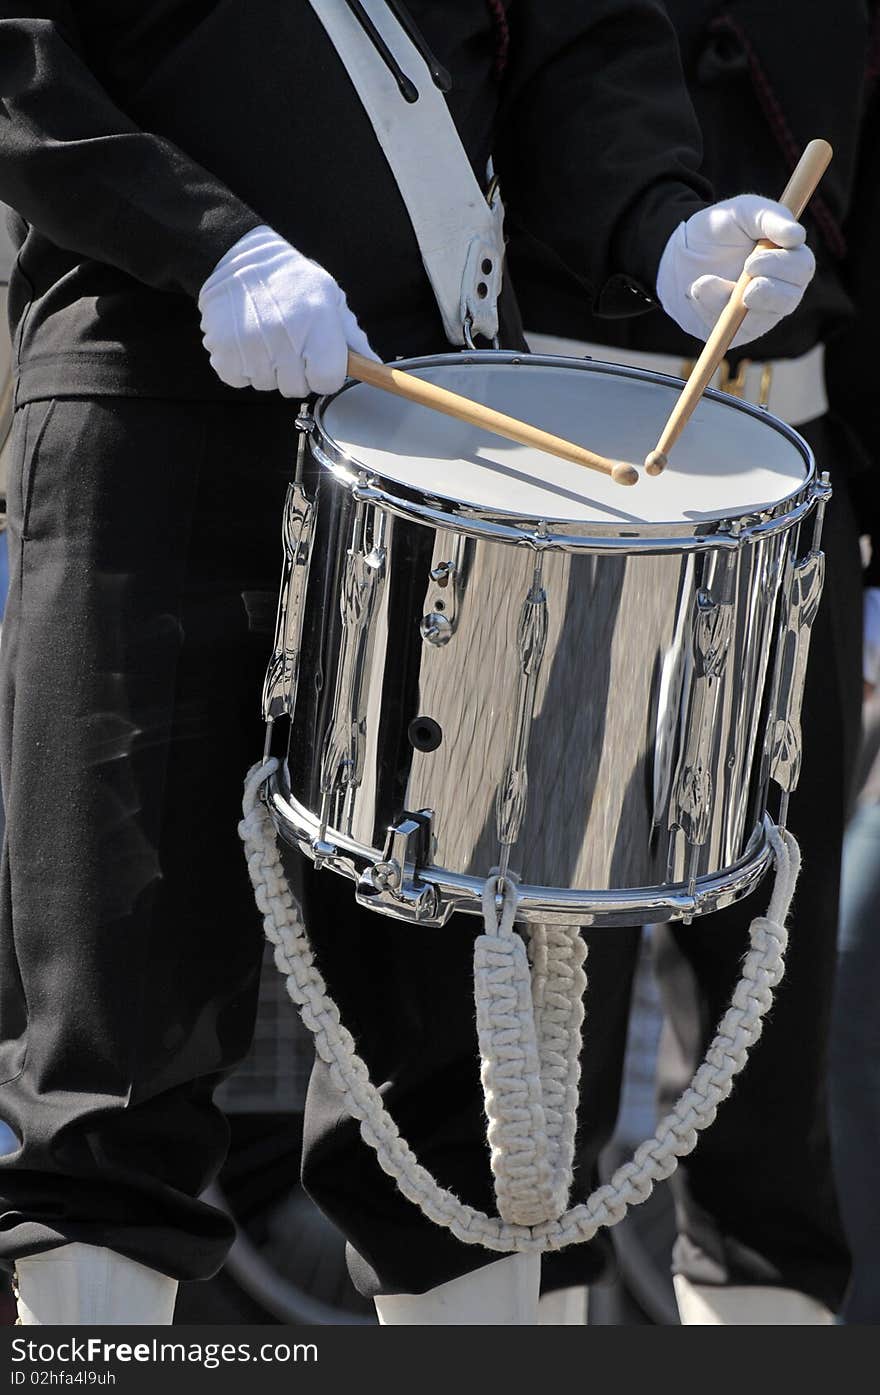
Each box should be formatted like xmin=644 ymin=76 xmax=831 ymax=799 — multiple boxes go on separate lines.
xmin=240 ymin=757 xmax=799 ymax=1253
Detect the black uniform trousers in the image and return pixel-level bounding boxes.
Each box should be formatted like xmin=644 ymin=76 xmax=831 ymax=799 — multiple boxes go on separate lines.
xmin=0 ymin=398 xmax=859 ymax=1303
xmin=0 ymin=395 xmax=630 ymax=1294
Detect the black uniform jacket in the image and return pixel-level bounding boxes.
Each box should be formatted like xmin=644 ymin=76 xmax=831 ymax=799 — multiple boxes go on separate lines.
xmin=0 ymin=1 xmax=711 ymax=405
xmin=512 ymin=0 xmax=871 ymax=364
xmin=826 ymin=22 xmax=880 ymax=577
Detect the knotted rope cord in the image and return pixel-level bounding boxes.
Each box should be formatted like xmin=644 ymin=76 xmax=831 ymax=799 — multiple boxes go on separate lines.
xmin=529 ymin=920 xmax=587 ymax=1214
xmin=474 ymin=874 xmax=587 ymax=1225
xmin=241 ymin=758 xmax=799 ymax=1253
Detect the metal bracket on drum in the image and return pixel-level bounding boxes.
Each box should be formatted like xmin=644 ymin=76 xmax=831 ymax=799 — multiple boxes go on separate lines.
xmin=495 ymin=562 xmax=549 ymax=878
xmin=767 ymin=474 xmax=831 ymax=824
xmin=315 ymin=499 xmax=387 ymax=844
xmin=355 ymin=810 xmax=439 ymax=922
xmin=262 ymin=479 xmax=316 ymax=722
xmin=420 ymin=533 xmax=473 ymax=646
xmin=669 ymin=574 xmax=734 ymax=908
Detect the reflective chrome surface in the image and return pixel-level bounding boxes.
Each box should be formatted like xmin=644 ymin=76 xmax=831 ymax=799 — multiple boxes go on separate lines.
xmin=263 ymin=474 xmax=315 ymax=722
xmin=264 ymin=354 xmax=825 ymax=926
xmin=768 ymin=488 xmax=828 ymax=799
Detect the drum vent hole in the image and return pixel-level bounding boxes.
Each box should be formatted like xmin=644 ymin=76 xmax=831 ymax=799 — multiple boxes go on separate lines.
xmin=481 ymin=258 xmax=493 ymax=275
xmin=476 ymin=282 xmax=488 ymax=299
xmin=408 ymin=717 xmax=443 ymax=753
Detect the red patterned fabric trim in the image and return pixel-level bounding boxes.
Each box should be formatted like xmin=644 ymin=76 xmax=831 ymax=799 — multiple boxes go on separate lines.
xmin=485 ymin=0 xmax=510 ymax=79
xmin=867 ymin=4 xmax=880 ymax=83
xmin=711 ymin=12 xmax=846 ymax=259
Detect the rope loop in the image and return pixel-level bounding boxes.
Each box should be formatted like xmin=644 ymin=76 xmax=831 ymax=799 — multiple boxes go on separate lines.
xmin=480 ymin=869 xmax=520 ymax=939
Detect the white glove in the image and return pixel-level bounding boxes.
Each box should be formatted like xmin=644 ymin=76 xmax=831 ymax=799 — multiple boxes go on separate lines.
xmin=864 ymin=588 xmax=880 ymax=690
xmin=198 ymin=225 xmax=377 ymax=397
xmin=656 ymin=195 xmax=816 ymax=348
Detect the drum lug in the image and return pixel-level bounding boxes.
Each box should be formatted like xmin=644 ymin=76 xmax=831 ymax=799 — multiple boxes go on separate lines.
xmin=671 ymin=585 xmax=733 ymax=860
xmin=768 ymin=548 xmax=826 ymax=798
xmin=495 ymin=566 xmax=549 ymax=862
xmin=262 ymin=481 xmax=316 ymax=721
xmin=767 ymin=477 xmax=830 ymax=809
xmin=356 ymin=811 xmax=439 ymax=922
xmin=318 ymin=508 xmax=387 ymax=825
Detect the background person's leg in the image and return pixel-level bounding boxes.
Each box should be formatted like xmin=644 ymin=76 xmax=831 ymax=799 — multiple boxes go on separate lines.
xmin=654 ymin=447 xmax=861 ymax=1320
xmin=830 ymin=781 xmax=880 ymax=1324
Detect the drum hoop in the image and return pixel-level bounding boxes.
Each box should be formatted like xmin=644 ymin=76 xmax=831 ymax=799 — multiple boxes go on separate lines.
xmin=312 ymin=351 xmax=817 ymax=553
xmin=265 ymin=775 xmax=775 ymax=928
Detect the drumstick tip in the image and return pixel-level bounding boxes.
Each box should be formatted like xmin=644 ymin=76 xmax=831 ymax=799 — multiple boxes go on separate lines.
xmin=612 ymin=461 xmax=639 ymax=487
xmin=644 ymin=450 xmax=668 ymax=477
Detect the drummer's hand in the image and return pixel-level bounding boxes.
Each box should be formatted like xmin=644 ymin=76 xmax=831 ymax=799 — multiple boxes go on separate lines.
xmin=198 ymin=225 xmax=378 ymax=397
xmin=656 ymin=195 xmax=816 ymax=347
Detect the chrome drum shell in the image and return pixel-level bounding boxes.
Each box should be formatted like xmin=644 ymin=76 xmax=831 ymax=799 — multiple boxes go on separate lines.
xmin=263 ymin=354 xmax=827 ymax=927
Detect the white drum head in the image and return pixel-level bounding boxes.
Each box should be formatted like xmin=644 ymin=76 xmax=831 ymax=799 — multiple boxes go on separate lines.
xmin=321 ymin=357 xmax=809 ymax=525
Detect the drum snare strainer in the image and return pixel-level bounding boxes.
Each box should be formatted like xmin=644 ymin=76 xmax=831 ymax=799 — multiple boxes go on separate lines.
xmin=241 ymin=353 xmax=825 ymax=1248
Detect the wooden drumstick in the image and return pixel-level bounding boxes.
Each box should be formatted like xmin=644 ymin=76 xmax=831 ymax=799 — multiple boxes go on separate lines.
xmin=347 ymin=351 xmax=640 ymax=487
xmin=645 ymin=138 xmax=833 ymax=477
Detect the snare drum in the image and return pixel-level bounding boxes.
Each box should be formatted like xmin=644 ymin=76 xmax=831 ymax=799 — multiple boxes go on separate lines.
xmin=262 ymin=352 xmax=828 ymax=927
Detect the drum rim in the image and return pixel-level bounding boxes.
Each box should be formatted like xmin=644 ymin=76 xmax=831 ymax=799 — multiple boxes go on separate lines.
xmin=266 ymin=775 xmax=776 ymax=928
xmin=312 ymin=351 xmax=817 ymax=552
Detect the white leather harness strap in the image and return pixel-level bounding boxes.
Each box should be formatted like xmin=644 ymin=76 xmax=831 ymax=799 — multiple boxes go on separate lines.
xmin=526 ymin=333 xmax=829 ymax=429
xmin=307 ymin=0 xmax=505 ymax=345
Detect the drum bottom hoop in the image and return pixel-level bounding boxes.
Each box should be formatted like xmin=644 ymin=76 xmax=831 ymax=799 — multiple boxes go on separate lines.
xmin=266 ymin=780 xmax=775 ymax=928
